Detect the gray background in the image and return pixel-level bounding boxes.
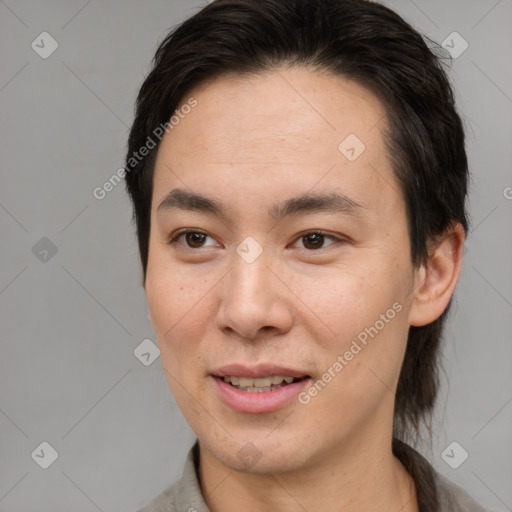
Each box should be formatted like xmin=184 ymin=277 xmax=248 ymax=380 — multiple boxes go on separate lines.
xmin=0 ymin=0 xmax=511 ymax=510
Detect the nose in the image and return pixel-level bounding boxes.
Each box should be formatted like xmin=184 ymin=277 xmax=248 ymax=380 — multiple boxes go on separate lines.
xmin=216 ymin=246 xmax=293 ymax=341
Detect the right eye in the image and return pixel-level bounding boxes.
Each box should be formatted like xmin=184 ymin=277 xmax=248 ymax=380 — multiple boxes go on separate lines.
xmin=168 ymin=229 xmax=219 ymax=250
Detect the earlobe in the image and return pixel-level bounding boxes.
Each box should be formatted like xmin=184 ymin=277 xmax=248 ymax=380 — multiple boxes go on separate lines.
xmin=408 ymin=223 xmax=466 ymax=327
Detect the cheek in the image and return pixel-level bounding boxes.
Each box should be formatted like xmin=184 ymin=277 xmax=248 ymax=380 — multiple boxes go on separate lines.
xmin=145 ymin=262 xmax=208 ymax=358
xmin=302 ymin=262 xmax=409 ymax=386
xmin=298 ymin=265 xmax=393 ymax=341
xmin=145 ymin=265 xmax=212 ymax=410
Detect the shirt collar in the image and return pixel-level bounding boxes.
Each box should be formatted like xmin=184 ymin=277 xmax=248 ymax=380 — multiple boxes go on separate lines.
xmin=173 ymin=440 xmax=211 ymax=512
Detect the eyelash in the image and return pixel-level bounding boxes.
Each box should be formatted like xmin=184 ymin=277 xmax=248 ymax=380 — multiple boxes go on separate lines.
xmin=167 ymin=229 xmax=343 ymax=252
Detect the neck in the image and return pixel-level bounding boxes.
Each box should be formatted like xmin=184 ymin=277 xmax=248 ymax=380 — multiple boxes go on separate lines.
xmin=198 ymin=431 xmax=419 ymax=512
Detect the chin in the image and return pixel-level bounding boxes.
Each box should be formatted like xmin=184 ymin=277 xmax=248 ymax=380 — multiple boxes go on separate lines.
xmin=199 ymin=428 xmax=314 ymax=475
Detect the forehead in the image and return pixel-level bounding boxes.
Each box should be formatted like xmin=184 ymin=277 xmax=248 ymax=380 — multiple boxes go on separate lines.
xmin=152 ymin=66 xmax=399 ymax=219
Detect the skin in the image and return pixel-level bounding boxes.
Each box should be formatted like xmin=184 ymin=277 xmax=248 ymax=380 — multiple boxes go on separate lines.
xmin=144 ymin=66 xmax=465 ymax=512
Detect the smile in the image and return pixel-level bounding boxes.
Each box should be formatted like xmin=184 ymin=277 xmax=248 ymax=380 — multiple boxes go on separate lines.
xmin=222 ymin=375 xmax=306 ymax=392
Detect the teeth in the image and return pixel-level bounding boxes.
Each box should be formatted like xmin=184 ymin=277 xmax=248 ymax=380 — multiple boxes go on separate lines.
xmin=222 ymin=375 xmax=299 ymax=387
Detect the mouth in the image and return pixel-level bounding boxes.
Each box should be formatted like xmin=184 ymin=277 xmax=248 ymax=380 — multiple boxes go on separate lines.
xmin=211 ymin=363 xmax=312 ymax=413
xmin=220 ymin=375 xmax=310 ymax=392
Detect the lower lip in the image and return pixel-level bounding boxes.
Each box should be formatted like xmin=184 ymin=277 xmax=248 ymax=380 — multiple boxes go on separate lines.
xmin=212 ymin=376 xmax=311 ymax=413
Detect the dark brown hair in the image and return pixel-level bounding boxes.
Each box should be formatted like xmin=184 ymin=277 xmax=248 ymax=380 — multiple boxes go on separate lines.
xmin=124 ymin=1 xmax=469 ymax=508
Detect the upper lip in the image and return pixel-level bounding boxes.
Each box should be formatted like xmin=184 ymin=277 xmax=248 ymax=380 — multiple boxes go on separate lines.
xmin=212 ymin=363 xmax=310 ymax=379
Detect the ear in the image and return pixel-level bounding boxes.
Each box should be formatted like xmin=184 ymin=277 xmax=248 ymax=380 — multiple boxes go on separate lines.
xmin=408 ymin=222 xmax=466 ymax=327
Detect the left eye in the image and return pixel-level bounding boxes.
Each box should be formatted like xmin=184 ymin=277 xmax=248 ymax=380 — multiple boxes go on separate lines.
xmin=292 ymin=231 xmax=340 ymax=250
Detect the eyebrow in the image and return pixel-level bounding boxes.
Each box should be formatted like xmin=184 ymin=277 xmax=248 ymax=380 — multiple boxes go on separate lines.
xmin=156 ymin=187 xmax=367 ymax=223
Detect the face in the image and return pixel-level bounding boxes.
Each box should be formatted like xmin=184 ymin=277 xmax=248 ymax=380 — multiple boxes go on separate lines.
xmin=145 ymin=67 xmax=419 ymax=474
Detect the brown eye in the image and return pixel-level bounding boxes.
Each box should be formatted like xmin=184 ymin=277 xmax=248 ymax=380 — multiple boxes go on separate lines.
xmin=303 ymin=233 xmax=324 ymax=249
xmin=168 ymin=230 xmax=216 ymax=249
xmin=184 ymin=232 xmax=207 ymax=248
xmin=293 ymin=231 xmax=339 ymax=250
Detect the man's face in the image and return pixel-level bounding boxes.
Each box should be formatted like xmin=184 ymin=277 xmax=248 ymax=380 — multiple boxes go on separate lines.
xmin=145 ymin=67 xmax=417 ymax=473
